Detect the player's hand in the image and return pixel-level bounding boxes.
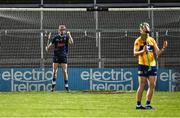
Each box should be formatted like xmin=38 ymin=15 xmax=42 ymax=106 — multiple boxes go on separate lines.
xmin=67 ymin=31 xmax=70 ymax=35
xmin=48 ymin=32 xmax=51 ymax=39
xmin=143 ymin=45 xmax=148 ymax=52
xmin=163 ymin=40 xmax=168 ymax=49
xmin=45 ymin=46 xmax=49 ymax=52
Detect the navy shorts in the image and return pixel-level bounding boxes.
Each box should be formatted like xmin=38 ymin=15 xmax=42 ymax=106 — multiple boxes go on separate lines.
xmin=138 ymin=64 xmax=157 ymax=77
xmin=53 ymin=56 xmax=67 ymax=64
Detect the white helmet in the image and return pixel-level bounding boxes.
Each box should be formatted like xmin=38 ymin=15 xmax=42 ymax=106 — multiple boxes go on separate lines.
xmin=139 ymin=22 xmax=150 ymax=34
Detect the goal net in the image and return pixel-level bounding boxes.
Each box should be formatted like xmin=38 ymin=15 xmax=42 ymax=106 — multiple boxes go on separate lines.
xmin=0 ymin=8 xmax=180 ymax=69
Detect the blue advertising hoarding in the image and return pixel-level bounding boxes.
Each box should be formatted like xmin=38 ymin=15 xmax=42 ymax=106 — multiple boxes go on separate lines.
xmin=0 ymin=68 xmax=179 ymax=92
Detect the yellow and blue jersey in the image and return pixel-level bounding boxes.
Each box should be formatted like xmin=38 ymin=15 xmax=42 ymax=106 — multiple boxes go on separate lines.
xmin=134 ymin=36 xmax=157 ymax=66
xmin=134 ymin=36 xmax=158 ymax=77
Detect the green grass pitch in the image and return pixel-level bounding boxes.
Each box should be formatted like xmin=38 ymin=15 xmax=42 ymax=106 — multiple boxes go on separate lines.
xmin=0 ymin=91 xmax=180 ymax=117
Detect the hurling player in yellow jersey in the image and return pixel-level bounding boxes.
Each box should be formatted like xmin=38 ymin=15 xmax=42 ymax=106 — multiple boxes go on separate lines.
xmin=134 ymin=22 xmax=168 ymax=109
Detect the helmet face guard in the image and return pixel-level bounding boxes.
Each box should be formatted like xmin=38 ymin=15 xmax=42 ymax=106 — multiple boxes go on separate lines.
xmin=139 ymin=22 xmax=150 ymax=34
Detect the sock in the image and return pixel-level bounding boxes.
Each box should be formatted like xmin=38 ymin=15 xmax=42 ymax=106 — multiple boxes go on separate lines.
xmin=52 ymin=78 xmax=56 ymax=89
xmin=136 ymin=101 xmax=141 ymax=107
xmin=64 ymin=80 xmax=69 ymax=88
xmin=64 ymin=80 xmax=69 ymax=91
xmin=52 ymin=78 xmax=56 ymax=84
xmin=146 ymin=101 xmax=151 ymax=106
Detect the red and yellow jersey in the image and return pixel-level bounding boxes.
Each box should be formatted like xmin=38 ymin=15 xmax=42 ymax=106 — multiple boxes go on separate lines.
xmin=134 ymin=36 xmax=157 ymax=66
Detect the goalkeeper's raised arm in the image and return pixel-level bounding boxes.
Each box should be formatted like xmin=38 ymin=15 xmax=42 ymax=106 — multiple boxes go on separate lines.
xmin=46 ymin=32 xmax=53 ymax=52
xmin=67 ymin=31 xmax=74 ymax=45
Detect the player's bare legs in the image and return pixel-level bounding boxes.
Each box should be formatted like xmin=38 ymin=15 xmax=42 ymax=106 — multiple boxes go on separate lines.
xmin=61 ymin=63 xmax=69 ymax=91
xmin=61 ymin=63 xmax=68 ymax=80
xmin=146 ymin=76 xmax=156 ymax=109
xmin=51 ymin=63 xmax=58 ymax=91
xmin=136 ymin=76 xmax=147 ymax=109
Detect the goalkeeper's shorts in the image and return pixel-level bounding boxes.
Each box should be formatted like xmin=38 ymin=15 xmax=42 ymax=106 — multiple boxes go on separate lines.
xmin=138 ymin=64 xmax=157 ymax=77
xmin=53 ymin=56 xmax=67 ymax=64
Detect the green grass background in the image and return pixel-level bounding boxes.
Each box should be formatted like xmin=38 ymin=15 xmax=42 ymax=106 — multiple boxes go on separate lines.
xmin=0 ymin=91 xmax=179 ymax=117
